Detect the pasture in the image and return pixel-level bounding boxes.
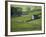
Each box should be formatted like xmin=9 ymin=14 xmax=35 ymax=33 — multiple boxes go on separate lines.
xmin=11 ymin=5 xmax=42 ymax=32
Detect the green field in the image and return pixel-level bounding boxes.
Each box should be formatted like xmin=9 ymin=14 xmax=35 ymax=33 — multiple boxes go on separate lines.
xmin=11 ymin=5 xmax=42 ymax=32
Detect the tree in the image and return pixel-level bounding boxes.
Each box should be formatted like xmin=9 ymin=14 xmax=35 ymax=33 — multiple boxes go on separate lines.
xmin=11 ymin=7 xmax=22 ymax=16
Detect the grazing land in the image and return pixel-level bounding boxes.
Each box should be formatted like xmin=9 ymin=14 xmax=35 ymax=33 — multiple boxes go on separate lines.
xmin=11 ymin=5 xmax=42 ymax=32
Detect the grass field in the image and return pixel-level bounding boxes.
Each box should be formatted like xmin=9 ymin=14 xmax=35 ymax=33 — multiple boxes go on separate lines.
xmin=11 ymin=6 xmax=42 ymax=32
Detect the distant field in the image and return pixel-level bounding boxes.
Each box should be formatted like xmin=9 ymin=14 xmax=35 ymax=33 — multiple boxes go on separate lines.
xmin=11 ymin=6 xmax=42 ymax=32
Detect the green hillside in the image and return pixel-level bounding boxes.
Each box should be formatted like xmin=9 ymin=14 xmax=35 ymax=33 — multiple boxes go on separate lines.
xmin=11 ymin=5 xmax=42 ymax=32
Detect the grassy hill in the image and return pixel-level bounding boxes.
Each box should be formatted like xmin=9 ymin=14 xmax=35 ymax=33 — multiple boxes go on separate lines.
xmin=11 ymin=5 xmax=42 ymax=32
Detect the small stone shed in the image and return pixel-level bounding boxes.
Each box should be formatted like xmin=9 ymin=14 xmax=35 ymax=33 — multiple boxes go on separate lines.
xmin=32 ymin=15 xmax=39 ymax=20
